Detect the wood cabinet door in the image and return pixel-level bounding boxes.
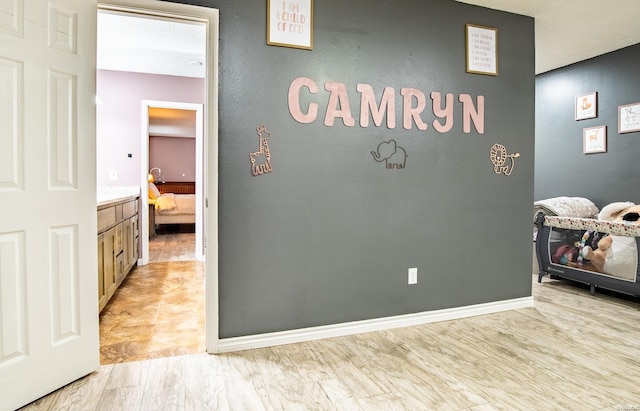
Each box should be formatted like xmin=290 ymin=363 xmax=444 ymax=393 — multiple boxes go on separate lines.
xmin=98 ymin=233 xmax=107 ymax=311
xmin=115 ymin=221 xmax=123 ymax=255
xmin=127 ymin=214 xmax=138 ymax=272
xmin=122 ymin=217 xmax=132 ymax=275
xmin=105 ymin=227 xmax=118 ymax=301
xmin=130 ymin=216 xmax=139 ymax=266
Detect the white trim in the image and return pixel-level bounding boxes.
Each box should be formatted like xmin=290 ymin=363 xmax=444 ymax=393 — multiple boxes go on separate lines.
xmin=140 ymin=100 xmax=204 ymax=264
xmin=98 ymin=0 xmax=220 ymax=354
xmin=204 ymin=7 xmax=220 ymax=356
xmin=217 ymin=296 xmax=534 ymax=353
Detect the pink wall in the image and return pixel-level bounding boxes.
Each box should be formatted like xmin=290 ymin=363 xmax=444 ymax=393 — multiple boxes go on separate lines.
xmin=96 ymin=70 xmax=204 ymax=186
xmin=149 ymin=136 xmax=196 ymax=182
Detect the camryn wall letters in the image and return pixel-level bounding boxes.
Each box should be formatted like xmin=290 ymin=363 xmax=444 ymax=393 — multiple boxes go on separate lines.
xmin=287 ymin=76 xmax=485 ymax=134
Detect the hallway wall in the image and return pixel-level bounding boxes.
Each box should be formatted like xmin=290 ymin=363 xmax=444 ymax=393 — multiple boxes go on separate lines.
xmin=535 ymin=44 xmax=640 ymax=207
xmin=96 ymin=70 xmax=204 ymax=186
xmin=189 ymin=0 xmax=535 ymax=338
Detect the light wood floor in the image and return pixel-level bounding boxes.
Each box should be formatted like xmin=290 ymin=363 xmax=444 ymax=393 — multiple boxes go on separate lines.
xmin=21 ymin=275 xmax=640 ymax=411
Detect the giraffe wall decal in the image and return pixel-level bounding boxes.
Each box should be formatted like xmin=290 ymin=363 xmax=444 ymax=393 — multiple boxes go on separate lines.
xmin=250 ymin=125 xmax=273 ymax=176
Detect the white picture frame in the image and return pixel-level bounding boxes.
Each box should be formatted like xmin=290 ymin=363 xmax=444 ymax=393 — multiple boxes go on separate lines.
xmin=575 ymin=92 xmax=597 ymax=120
xmin=465 ymin=24 xmax=498 ymax=76
xmin=618 ymin=102 xmax=640 ymax=133
xmin=583 ymin=125 xmax=607 ymax=154
xmin=267 ymin=0 xmax=313 ymax=50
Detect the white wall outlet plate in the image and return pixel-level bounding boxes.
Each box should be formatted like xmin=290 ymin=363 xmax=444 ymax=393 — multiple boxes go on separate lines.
xmin=408 ymin=267 xmax=417 ymax=284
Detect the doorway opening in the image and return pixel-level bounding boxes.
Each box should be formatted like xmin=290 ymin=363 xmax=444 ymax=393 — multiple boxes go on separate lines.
xmin=147 ymin=106 xmax=199 ymax=263
xmin=143 ymin=101 xmax=204 ymax=265
xmin=96 ymin=2 xmax=218 ymax=363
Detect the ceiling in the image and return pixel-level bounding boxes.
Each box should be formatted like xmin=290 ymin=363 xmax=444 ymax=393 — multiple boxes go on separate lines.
xmin=148 ymin=108 xmax=197 ymax=138
xmin=97 ymin=11 xmax=202 ymax=138
xmin=97 ymin=2 xmax=640 ymax=78
xmin=97 ymin=10 xmax=206 ymax=78
xmin=457 ymin=0 xmax=640 ymax=73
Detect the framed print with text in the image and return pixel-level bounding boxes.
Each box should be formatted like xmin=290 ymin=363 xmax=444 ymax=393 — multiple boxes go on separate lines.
xmin=465 ymin=24 xmax=498 ymax=76
xmin=583 ymin=125 xmax=607 ymax=154
xmin=575 ymin=92 xmax=597 ymax=120
xmin=267 ymin=0 xmax=313 ymax=50
xmin=618 ymin=102 xmax=640 ymax=133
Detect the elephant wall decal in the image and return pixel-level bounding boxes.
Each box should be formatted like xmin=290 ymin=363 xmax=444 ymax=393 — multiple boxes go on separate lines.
xmin=371 ymin=139 xmax=407 ymax=169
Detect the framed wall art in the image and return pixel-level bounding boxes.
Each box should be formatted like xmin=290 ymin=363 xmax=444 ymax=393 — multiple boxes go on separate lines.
xmin=618 ymin=101 xmax=640 ymax=133
xmin=575 ymin=92 xmax=597 ymax=120
xmin=267 ymin=0 xmax=313 ymax=50
xmin=583 ymin=125 xmax=607 ymax=154
xmin=465 ymin=24 xmax=498 ymax=76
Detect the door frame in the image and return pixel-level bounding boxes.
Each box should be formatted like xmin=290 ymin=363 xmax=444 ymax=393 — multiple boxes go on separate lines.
xmin=140 ymin=100 xmax=204 ymax=264
xmin=98 ymin=0 xmax=220 ymax=353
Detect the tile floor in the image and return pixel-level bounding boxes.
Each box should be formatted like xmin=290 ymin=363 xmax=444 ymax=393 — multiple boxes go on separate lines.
xmin=99 ymin=233 xmax=204 ymax=365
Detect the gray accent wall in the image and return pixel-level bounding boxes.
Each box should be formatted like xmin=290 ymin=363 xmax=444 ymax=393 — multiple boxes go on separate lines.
xmin=177 ymin=0 xmax=535 ymax=338
xmin=535 ymin=44 xmax=640 ymax=208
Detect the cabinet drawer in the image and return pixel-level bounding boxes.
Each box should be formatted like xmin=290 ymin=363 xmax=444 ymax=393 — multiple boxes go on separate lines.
xmin=97 ymin=207 xmax=116 ymax=232
xmin=122 ymin=200 xmax=137 ymax=219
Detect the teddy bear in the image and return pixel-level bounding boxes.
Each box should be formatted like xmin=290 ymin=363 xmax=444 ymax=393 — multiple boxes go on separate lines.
xmin=581 ymin=201 xmax=640 ymax=279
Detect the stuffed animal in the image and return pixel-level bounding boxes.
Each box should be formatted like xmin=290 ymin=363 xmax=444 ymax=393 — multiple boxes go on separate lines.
xmin=581 ymin=202 xmax=640 ymax=278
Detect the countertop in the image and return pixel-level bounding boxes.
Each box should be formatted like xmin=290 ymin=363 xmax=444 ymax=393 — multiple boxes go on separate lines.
xmin=97 ymin=186 xmax=141 ymax=207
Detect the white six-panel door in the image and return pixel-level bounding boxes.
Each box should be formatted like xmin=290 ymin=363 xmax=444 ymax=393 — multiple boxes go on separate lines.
xmin=0 ymin=0 xmax=99 ymax=409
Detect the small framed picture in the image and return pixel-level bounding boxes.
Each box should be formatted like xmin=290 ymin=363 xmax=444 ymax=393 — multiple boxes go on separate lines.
xmin=618 ymin=102 xmax=640 ymax=133
xmin=583 ymin=125 xmax=607 ymax=154
xmin=267 ymin=0 xmax=313 ymax=50
xmin=575 ymin=92 xmax=597 ymax=120
xmin=465 ymin=24 xmax=498 ymax=76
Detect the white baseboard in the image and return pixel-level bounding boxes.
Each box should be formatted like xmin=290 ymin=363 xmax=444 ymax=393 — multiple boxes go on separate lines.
xmin=216 ymin=296 xmax=534 ymax=353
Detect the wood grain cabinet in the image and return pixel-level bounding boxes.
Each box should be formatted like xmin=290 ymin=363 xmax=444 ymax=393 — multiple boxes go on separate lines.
xmin=98 ymin=227 xmax=117 ymax=312
xmin=120 ymin=215 xmax=139 ymax=285
xmin=98 ymin=196 xmax=139 ymax=312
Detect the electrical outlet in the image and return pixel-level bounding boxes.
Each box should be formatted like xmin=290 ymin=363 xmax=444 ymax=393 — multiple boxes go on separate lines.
xmin=109 ymin=169 xmax=118 ymax=181
xmin=408 ymin=267 xmax=417 ymax=284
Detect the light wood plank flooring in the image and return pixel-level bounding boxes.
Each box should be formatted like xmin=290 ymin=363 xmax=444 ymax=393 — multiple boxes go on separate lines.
xmin=21 ymin=275 xmax=640 ymax=410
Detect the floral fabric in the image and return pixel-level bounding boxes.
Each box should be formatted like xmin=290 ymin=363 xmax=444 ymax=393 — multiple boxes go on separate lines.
xmin=544 ymin=216 xmax=640 ymax=237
